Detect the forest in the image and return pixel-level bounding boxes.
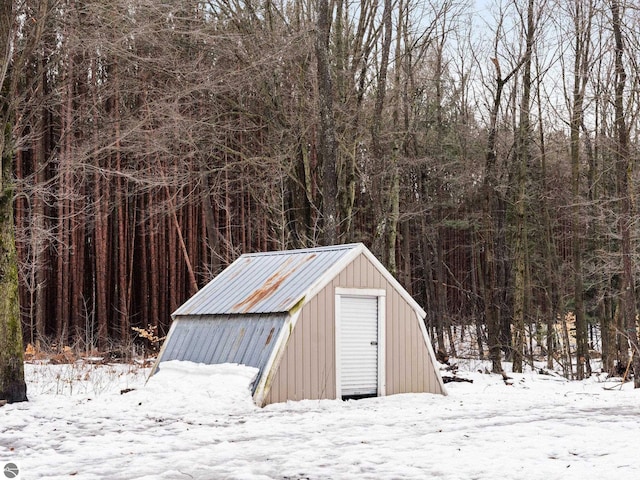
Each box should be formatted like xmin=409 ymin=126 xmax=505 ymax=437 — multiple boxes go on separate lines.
xmin=1 ymin=0 xmax=640 ymax=385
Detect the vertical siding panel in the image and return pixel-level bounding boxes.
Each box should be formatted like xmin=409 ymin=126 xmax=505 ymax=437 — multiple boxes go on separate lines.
xmin=388 ymin=290 xmax=395 ymax=395
xmin=325 ymin=283 xmax=336 ymax=398
xmin=187 ymin=322 xmax=209 ymax=362
xmin=346 ymin=256 xmax=355 ymax=285
xmin=392 ymin=290 xmax=400 ymax=394
xmin=357 ymin=255 xmax=365 ymax=286
xmin=288 ymin=332 xmax=298 ymax=400
xmin=347 ymin=256 xmax=355 ymax=285
xmin=405 ymin=303 xmax=412 ymax=392
xmin=424 ymin=322 xmax=434 ymax=392
xmin=281 ymin=329 xmax=293 ymax=402
xmin=399 ymin=296 xmax=407 ymax=393
xmin=412 ymin=309 xmax=418 ymax=391
xmin=404 ymin=299 xmax=411 ymax=392
xmin=389 ymin=291 xmax=396 ymax=394
xmin=372 ymin=258 xmax=382 ymax=289
xmin=411 ymin=306 xmax=418 ymax=391
xmin=320 ymin=284 xmax=327 ymax=399
xmin=422 ymin=324 xmax=430 ymax=392
xmin=364 ymin=255 xmax=372 ymax=287
xmin=418 ymin=320 xmax=426 ymax=392
xmin=294 ymin=317 xmax=304 ymax=400
xmin=337 ymin=265 xmax=347 ymax=286
xmin=371 ymin=258 xmax=386 ymax=393
xmin=404 ymin=308 xmax=421 ymax=392
xmin=415 ymin=325 xmax=422 ymax=393
xmin=398 ymin=292 xmax=407 ymax=393
xmin=320 ymin=288 xmax=336 ymax=398
xmin=315 ymin=285 xmax=328 ymax=399
xmin=320 ymin=288 xmax=329 ymax=398
xmin=391 ymin=283 xmax=398 ymax=394
xmin=317 ymin=288 xmax=329 ymax=400
xmin=387 ymin=283 xmax=394 ymax=394
xmin=303 ymin=306 xmax=311 ymax=398
xmin=381 ymin=268 xmax=389 ymax=386
xmin=309 ymin=302 xmax=319 ymax=399
xmin=384 ymin=289 xmax=392 ymax=394
xmin=167 ymin=319 xmax=188 ymax=358
xmin=313 ymin=304 xmax=321 ymax=400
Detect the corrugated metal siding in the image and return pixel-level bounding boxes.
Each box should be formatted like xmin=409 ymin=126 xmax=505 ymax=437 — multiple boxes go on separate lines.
xmin=263 ymin=252 xmax=443 ymax=405
xmin=159 ymin=313 xmax=286 ymax=392
xmin=173 ymin=244 xmax=359 ymax=316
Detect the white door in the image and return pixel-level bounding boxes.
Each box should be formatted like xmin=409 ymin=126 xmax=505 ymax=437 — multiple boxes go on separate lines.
xmin=339 ymin=295 xmax=379 ymax=397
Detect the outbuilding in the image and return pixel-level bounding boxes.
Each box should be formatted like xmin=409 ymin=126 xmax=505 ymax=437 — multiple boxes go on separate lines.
xmin=153 ymin=243 xmax=446 ymax=405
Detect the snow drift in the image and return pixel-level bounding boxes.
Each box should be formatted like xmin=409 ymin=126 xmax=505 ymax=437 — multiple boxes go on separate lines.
xmin=1 ymin=359 xmax=639 ymax=480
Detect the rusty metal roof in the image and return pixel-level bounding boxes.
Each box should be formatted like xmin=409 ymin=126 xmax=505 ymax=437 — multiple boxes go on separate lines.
xmin=173 ymin=243 xmax=362 ymax=316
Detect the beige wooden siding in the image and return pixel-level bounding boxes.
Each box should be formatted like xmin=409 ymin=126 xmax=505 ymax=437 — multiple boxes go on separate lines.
xmin=263 ymin=252 xmax=443 ymax=405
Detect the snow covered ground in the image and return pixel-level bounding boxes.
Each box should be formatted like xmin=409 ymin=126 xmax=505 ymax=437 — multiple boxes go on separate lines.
xmin=1 ymin=358 xmax=638 ymax=480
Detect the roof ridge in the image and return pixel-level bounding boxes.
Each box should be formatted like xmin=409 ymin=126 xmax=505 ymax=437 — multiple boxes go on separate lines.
xmin=242 ymin=243 xmax=362 ymax=257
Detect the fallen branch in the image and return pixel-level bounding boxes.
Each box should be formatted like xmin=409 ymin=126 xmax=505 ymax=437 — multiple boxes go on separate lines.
xmin=442 ymin=375 xmax=473 ymax=384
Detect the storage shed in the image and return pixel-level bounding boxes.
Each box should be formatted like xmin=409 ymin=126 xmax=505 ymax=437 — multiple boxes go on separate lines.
xmin=153 ymin=243 xmax=446 ymax=405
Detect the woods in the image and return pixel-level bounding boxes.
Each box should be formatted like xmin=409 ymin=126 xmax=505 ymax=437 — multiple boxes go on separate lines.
xmin=3 ymin=0 xmax=640 ymax=386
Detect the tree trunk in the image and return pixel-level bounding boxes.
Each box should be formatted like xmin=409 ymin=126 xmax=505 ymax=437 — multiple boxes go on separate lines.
xmin=471 ymin=228 xmax=485 ymax=358
xmin=569 ymin=0 xmax=593 ymax=380
xmin=611 ymin=0 xmax=640 ymax=388
xmin=315 ymin=0 xmax=338 ymax=245
xmin=512 ymin=0 xmax=535 ymax=373
xmin=483 ymin=64 xmax=510 ymax=374
xmin=0 ymin=122 xmax=28 ymax=403
xmin=1 ymin=32 xmax=27 ymax=399
xmin=0 ymin=0 xmax=48 ymax=403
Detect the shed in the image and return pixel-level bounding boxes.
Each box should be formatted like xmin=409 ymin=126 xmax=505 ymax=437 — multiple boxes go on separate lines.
xmin=152 ymin=243 xmax=446 ymax=405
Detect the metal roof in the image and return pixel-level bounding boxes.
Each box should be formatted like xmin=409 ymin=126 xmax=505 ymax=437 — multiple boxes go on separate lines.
xmin=173 ymin=243 xmax=362 ymax=316
xmin=157 ymin=313 xmax=287 ymax=393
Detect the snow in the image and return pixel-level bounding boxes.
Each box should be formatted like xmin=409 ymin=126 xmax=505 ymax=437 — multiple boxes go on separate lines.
xmin=1 ymin=359 xmax=638 ymax=480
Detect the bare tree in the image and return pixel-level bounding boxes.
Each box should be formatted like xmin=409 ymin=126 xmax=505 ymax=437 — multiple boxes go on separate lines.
xmin=316 ymin=0 xmax=338 ymax=245
xmin=511 ymin=0 xmax=536 ymax=373
xmin=565 ymin=0 xmax=595 ymax=379
xmin=480 ymin=4 xmax=525 ymax=373
xmin=610 ymin=0 xmax=640 ymax=388
xmin=1 ymin=0 xmax=50 ymax=403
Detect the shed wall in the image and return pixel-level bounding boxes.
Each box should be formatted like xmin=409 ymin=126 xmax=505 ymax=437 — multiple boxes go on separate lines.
xmin=263 ymin=253 xmax=444 ymax=405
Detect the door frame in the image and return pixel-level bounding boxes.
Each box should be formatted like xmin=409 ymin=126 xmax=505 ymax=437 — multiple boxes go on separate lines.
xmin=334 ymin=287 xmax=386 ymax=399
